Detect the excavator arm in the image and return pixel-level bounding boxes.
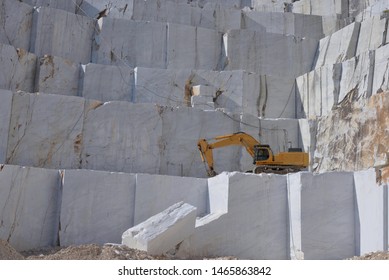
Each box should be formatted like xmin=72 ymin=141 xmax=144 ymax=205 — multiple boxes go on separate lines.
xmin=197 ymin=132 xmax=261 ymax=176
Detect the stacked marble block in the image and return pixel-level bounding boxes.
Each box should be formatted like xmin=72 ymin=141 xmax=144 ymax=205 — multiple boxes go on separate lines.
xmin=0 ymin=89 xmax=309 ymax=178
xmin=1 ymin=164 xmax=387 ymax=259
xmin=0 ymin=0 xmax=327 ymax=178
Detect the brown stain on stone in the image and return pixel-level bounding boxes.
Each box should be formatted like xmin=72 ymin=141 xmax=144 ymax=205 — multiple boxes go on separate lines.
xmin=74 ymin=134 xmax=83 ymax=154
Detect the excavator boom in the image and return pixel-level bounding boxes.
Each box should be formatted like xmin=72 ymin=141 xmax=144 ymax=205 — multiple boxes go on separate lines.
xmin=197 ymin=132 xmax=308 ymax=176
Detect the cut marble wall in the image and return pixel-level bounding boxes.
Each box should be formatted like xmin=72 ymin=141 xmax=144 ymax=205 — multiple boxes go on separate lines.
xmin=354 ymin=0 xmax=389 ymax=21
xmin=167 ymin=23 xmax=221 ymax=70
xmin=338 ymin=50 xmax=375 ymax=103
xmin=0 ymin=90 xmax=13 ymax=163
xmin=223 ymin=30 xmax=318 ymax=79
xmin=202 ymin=2 xmax=242 ymax=32
xmin=77 ymin=0 xmax=133 ymax=20
xmin=298 ymin=119 xmax=317 ymax=171
xmin=0 ymin=165 xmax=60 ymax=251
xmin=81 ymin=102 xmax=162 ymax=174
xmin=92 ymin=18 xmax=167 ymax=68
xmin=296 ymin=64 xmax=341 ymax=118
xmin=134 ymin=67 xmax=191 ymax=106
xmin=60 ymin=169 xmax=136 ymax=245
xmin=36 ymin=55 xmax=80 ymax=96
xmin=81 ymin=63 xmax=134 ymax=102
xmin=20 ymin=0 xmax=81 ymax=13
xmin=0 ymin=0 xmax=34 ymax=50
xmin=242 ymin=11 xmax=324 ymax=41
xmin=6 ymin=92 xmax=85 ymax=169
xmin=31 ymin=7 xmax=95 ymax=64
xmin=177 ymin=172 xmax=289 ymax=259
xmin=354 ymin=169 xmax=386 ymax=255
xmin=159 ymin=107 xmax=241 ymax=177
xmin=314 ymin=22 xmax=360 ymax=69
xmin=0 ymin=43 xmax=36 ymax=92
xmin=372 ymin=43 xmax=389 ymax=94
xmin=134 ymin=174 xmax=208 ymax=225
xmin=291 ymin=0 xmax=349 ymax=18
xmin=356 ymin=15 xmax=386 ymax=56
xmin=289 ymin=172 xmax=356 ymax=259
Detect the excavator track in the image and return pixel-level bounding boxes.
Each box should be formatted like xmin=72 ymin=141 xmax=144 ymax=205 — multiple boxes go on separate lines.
xmin=253 ymin=165 xmax=302 ymax=175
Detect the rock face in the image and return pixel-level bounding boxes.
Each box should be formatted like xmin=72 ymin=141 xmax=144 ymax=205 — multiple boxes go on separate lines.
xmin=314 ymin=92 xmax=389 ymax=172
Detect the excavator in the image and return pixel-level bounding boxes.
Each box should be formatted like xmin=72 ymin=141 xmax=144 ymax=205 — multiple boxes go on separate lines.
xmin=197 ymin=131 xmax=309 ymax=177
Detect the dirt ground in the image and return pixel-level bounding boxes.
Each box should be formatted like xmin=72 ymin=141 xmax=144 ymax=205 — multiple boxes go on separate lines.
xmin=0 ymin=240 xmax=388 ymax=260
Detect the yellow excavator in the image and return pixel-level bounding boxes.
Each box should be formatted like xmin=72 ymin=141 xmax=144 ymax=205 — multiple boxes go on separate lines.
xmin=197 ymin=132 xmax=309 ymax=177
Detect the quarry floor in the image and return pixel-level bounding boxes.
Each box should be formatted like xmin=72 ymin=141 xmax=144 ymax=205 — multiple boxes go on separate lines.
xmin=1 ymin=240 xmax=388 ymax=260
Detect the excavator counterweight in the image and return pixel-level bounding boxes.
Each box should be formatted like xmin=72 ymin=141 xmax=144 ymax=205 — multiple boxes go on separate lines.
xmin=197 ymin=132 xmax=309 ymax=176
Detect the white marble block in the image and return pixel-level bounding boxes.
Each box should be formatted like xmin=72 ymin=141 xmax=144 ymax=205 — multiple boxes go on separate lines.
xmin=289 ymin=172 xmax=356 ymax=259
xmin=31 ymin=7 xmax=95 ymax=64
xmin=134 ymin=174 xmax=208 ymax=225
xmin=6 ymin=92 xmax=85 ymax=169
xmin=77 ymin=0 xmax=133 ymax=20
xmin=0 ymin=0 xmax=34 ymax=50
xmin=60 ymin=169 xmax=136 ymax=245
xmin=134 ymin=67 xmax=191 ymax=106
xmin=81 ymin=63 xmax=134 ymax=102
xmin=0 ymin=90 xmax=13 ymax=163
xmin=81 ymin=102 xmax=162 ymax=174
xmin=167 ymin=23 xmax=222 ymax=70
xmin=122 ymin=202 xmax=197 ymax=255
xmin=0 ymin=43 xmax=36 ymax=92
xmin=36 ymin=55 xmax=80 ymax=96
xmin=93 ymin=18 xmax=167 ymax=68
xmin=21 ymin=0 xmax=81 ymax=13
xmin=0 ymin=165 xmax=60 ymax=251
xmin=314 ymin=22 xmax=360 ymax=68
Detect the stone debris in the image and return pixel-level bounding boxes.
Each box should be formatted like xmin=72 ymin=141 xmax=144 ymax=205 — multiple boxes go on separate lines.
xmin=122 ymin=202 xmax=197 ymax=255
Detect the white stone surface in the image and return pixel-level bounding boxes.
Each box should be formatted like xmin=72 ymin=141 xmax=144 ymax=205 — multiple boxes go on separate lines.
xmin=192 ymin=85 xmax=217 ymax=97
xmin=178 ymin=172 xmax=289 ymax=259
xmin=31 ymin=7 xmax=95 ymax=64
xmin=287 ymin=173 xmax=304 ymax=259
xmin=314 ymin=22 xmax=360 ymax=68
xmin=191 ymin=95 xmax=214 ymax=110
xmin=296 ymin=64 xmax=342 ymax=118
xmin=243 ymin=11 xmax=324 ymax=40
xmin=0 ymin=43 xmax=36 ymax=92
xmin=77 ymin=0 xmax=133 ymax=20
xmin=338 ymin=50 xmax=374 ymax=103
xmin=356 ymin=16 xmax=386 ymax=56
xmin=60 ymin=169 xmax=136 ymax=245
xmin=134 ymin=67 xmax=191 ymax=106
xmin=81 ymin=102 xmax=162 ymax=174
xmin=167 ymin=23 xmax=221 ymax=70
xmin=122 ymin=202 xmax=196 ymax=255
xmin=6 ymin=92 xmax=85 ymax=169
xmin=0 ymin=0 xmax=34 ymax=50
xmin=0 ymin=165 xmax=60 ymax=251
xmin=134 ymin=174 xmax=208 ymax=225
xmin=0 ymin=90 xmax=13 ymax=163
xmin=160 ymin=107 xmax=240 ymax=177
xmin=295 ymin=172 xmax=355 ymax=259
xmin=81 ymin=63 xmax=134 ymax=102
xmin=354 ymin=169 xmax=386 ymax=255
xmin=372 ymin=43 xmax=389 ymax=94
xmin=93 ymin=18 xmax=167 ymax=68
xmin=36 ymin=55 xmax=80 ymax=96
xmin=291 ymin=0 xmax=348 ymax=17
xmin=21 ymin=0 xmax=80 ymax=13
xmin=224 ymin=30 xmax=318 ymax=79
xmin=298 ymin=119 xmax=317 ymax=171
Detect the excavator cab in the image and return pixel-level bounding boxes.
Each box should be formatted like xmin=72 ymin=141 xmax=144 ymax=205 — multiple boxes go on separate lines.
xmin=253 ymin=145 xmax=271 ymax=162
